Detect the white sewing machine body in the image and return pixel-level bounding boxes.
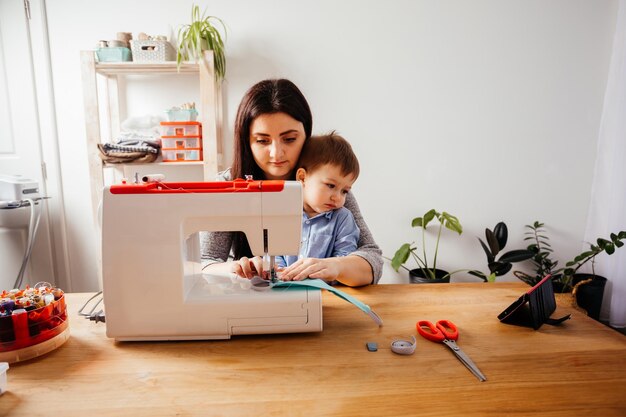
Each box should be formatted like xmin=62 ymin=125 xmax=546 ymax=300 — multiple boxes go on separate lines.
xmin=101 ymin=180 xmax=322 ymax=341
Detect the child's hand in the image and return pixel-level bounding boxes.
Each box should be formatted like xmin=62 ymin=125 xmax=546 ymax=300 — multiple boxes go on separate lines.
xmin=230 ymin=256 xmax=265 ymax=279
xmin=279 ymin=257 xmax=340 ymax=282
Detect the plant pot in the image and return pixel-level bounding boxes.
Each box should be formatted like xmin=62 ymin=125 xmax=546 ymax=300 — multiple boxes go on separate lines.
xmin=572 ymin=273 xmax=607 ymax=321
xmin=409 ymin=268 xmax=450 ymax=284
xmin=550 ymin=274 xmax=569 ymax=293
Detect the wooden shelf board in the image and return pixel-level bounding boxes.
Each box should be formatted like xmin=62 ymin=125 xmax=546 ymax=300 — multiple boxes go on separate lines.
xmin=94 ymin=61 xmax=199 ymax=75
xmin=103 ymin=161 xmax=205 ymax=167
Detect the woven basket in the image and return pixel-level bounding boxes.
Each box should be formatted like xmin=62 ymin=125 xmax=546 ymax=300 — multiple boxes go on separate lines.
xmin=130 ymin=40 xmax=176 ymax=62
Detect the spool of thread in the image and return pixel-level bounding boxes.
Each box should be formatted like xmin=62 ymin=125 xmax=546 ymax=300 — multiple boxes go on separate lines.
xmin=141 ymin=174 xmax=165 ymax=183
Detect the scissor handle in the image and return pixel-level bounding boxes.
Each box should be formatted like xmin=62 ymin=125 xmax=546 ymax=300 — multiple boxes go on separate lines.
xmin=436 ymin=320 xmax=459 ymax=340
xmin=417 ymin=320 xmax=445 ymax=342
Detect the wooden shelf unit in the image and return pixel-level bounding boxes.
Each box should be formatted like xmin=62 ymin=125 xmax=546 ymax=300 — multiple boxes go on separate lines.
xmin=80 ymin=50 xmax=224 ymax=225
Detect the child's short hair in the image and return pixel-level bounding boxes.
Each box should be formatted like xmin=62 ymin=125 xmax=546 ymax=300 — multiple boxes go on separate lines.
xmin=297 ymin=131 xmax=360 ymax=179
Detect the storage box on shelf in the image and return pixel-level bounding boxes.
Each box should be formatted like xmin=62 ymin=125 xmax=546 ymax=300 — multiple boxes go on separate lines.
xmin=160 ymin=121 xmax=202 ymax=162
xmin=165 ymin=108 xmax=198 ymax=121
xmin=161 ymin=137 xmax=201 ymax=149
xmin=161 ymin=121 xmax=202 ymax=138
xmin=96 ymin=47 xmax=132 ymax=62
xmin=162 ymin=149 xmax=203 ymax=162
xmin=130 ymin=39 xmax=176 ymax=62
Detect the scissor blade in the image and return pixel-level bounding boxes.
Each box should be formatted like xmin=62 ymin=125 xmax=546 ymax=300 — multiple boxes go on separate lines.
xmin=443 ymin=340 xmax=487 ymax=382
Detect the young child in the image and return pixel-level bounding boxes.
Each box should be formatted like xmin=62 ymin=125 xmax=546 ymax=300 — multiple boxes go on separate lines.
xmin=276 ymin=132 xmax=360 ymax=274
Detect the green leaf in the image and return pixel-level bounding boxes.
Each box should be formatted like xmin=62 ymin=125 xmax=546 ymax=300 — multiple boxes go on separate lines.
xmin=605 ymin=243 xmax=615 ymax=255
xmin=477 ymin=238 xmax=495 ymax=263
xmin=422 ymin=209 xmax=437 ymax=228
xmin=574 ymin=251 xmax=594 ymax=263
xmin=468 ymin=270 xmax=487 ymax=281
xmin=441 ymin=212 xmax=463 ymax=234
xmin=494 ymin=222 xmax=508 ymax=249
xmin=514 ymin=271 xmax=537 ymax=286
xmin=498 ymin=249 xmax=534 ymax=263
xmin=488 ymin=261 xmax=512 ymax=276
xmin=391 ymin=243 xmax=412 ymax=271
xmin=485 ymin=228 xmax=500 ymax=256
xmin=411 ymin=217 xmax=423 ymax=228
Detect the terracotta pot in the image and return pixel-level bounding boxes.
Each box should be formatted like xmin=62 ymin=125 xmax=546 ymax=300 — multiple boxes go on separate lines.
xmin=409 ymin=268 xmax=450 ymax=284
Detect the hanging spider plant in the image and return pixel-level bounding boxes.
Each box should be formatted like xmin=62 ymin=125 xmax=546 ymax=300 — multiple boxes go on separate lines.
xmin=177 ymin=5 xmax=227 ymax=81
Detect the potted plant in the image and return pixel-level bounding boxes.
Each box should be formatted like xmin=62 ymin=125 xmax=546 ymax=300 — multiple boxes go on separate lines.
xmin=469 ymin=222 xmax=534 ymax=282
xmin=513 ymin=221 xmax=560 ymax=287
xmin=177 ymin=4 xmax=227 ymax=81
xmin=391 ymin=209 xmax=463 ymax=283
xmin=514 ymin=221 xmax=626 ymax=320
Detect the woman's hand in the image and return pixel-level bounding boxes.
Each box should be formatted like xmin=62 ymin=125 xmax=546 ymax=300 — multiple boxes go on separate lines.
xmin=279 ymin=257 xmax=340 ymax=283
xmin=230 ymin=256 xmax=265 ymax=279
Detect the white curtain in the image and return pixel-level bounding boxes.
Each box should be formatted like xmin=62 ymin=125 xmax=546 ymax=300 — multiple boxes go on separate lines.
xmin=584 ymin=0 xmax=626 ymax=328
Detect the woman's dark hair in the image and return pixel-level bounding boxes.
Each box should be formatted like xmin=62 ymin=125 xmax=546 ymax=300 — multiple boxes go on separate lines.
xmin=231 ymin=79 xmax=313 ymax=259
xmin=231 ymin=79 xmax=313 ymax=181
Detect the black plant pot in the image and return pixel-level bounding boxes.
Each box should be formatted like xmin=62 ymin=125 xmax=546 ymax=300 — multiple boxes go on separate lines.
xmin=550 ymin=274 xmax=569 ymax=293
xmin=409 ymin=268 xmax=450 ymax=284
xmin=572 ymin=273 xmax=607 ymax=321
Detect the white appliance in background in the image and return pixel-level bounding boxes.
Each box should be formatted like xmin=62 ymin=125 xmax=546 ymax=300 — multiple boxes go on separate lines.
xmin=0 ymin=175 xmax=40 ymax=202
xmin=101 ymin=179 xmax=323 ymax=341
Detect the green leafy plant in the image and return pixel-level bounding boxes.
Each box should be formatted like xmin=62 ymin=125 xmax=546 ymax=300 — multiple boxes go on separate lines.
xmin=177 ymin=4 xmax=227 ymax=80
xmin=514 ymin=221 xmax=626 ymax=292
xmin=469 ymin=222 xmax=534 ymax=282
xmin=391 ymin=209 xmax=463 ymax=280
xmin=514 ymin=221 xmax=559 ymax=286
xmin=559 ymin=231 xmax=626 ymax=290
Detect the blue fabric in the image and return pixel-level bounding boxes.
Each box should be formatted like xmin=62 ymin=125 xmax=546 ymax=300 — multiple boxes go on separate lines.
xmin=276 ymin=207 xmax=360 ymax=268
xmin=270 ymin=279 xmax=383 ymax=326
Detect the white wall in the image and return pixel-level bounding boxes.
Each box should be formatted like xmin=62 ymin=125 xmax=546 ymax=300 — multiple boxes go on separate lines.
xmin=43 ymin=0 xmax=618 ymax=290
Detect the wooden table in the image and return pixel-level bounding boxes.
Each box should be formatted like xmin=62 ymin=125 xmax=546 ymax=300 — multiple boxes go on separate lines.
xmin=1 ymin=283 xmax=625 ymax=416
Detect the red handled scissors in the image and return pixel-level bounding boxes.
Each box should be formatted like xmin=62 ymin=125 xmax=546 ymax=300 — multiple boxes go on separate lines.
xmin=417 ymin=320 xmax=487 ymax=382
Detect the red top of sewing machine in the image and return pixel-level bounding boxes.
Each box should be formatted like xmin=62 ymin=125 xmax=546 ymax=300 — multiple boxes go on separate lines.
xmin=109 ymin=179 xmax=286 ymax=194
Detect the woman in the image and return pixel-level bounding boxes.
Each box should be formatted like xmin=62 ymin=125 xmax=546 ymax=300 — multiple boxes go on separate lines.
xmin=201 ymin=79 xmax=382 ymax=286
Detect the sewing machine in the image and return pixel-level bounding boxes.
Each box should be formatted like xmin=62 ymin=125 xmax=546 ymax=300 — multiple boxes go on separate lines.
xmin=101 ymin=179 xmax=322 ymax=341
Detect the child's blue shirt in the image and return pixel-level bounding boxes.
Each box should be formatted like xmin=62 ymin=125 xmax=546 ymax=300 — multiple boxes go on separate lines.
xmin=276 ymin=207 xmax=360 ymax=268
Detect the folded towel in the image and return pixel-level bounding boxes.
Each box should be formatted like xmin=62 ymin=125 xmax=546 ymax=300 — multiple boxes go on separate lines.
xmin=97 ymin=143 xmax=158 ymax=164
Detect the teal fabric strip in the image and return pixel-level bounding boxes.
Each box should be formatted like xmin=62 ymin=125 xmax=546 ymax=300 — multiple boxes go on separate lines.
xmin=271 ymin=279 xmax=383 ymax=326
